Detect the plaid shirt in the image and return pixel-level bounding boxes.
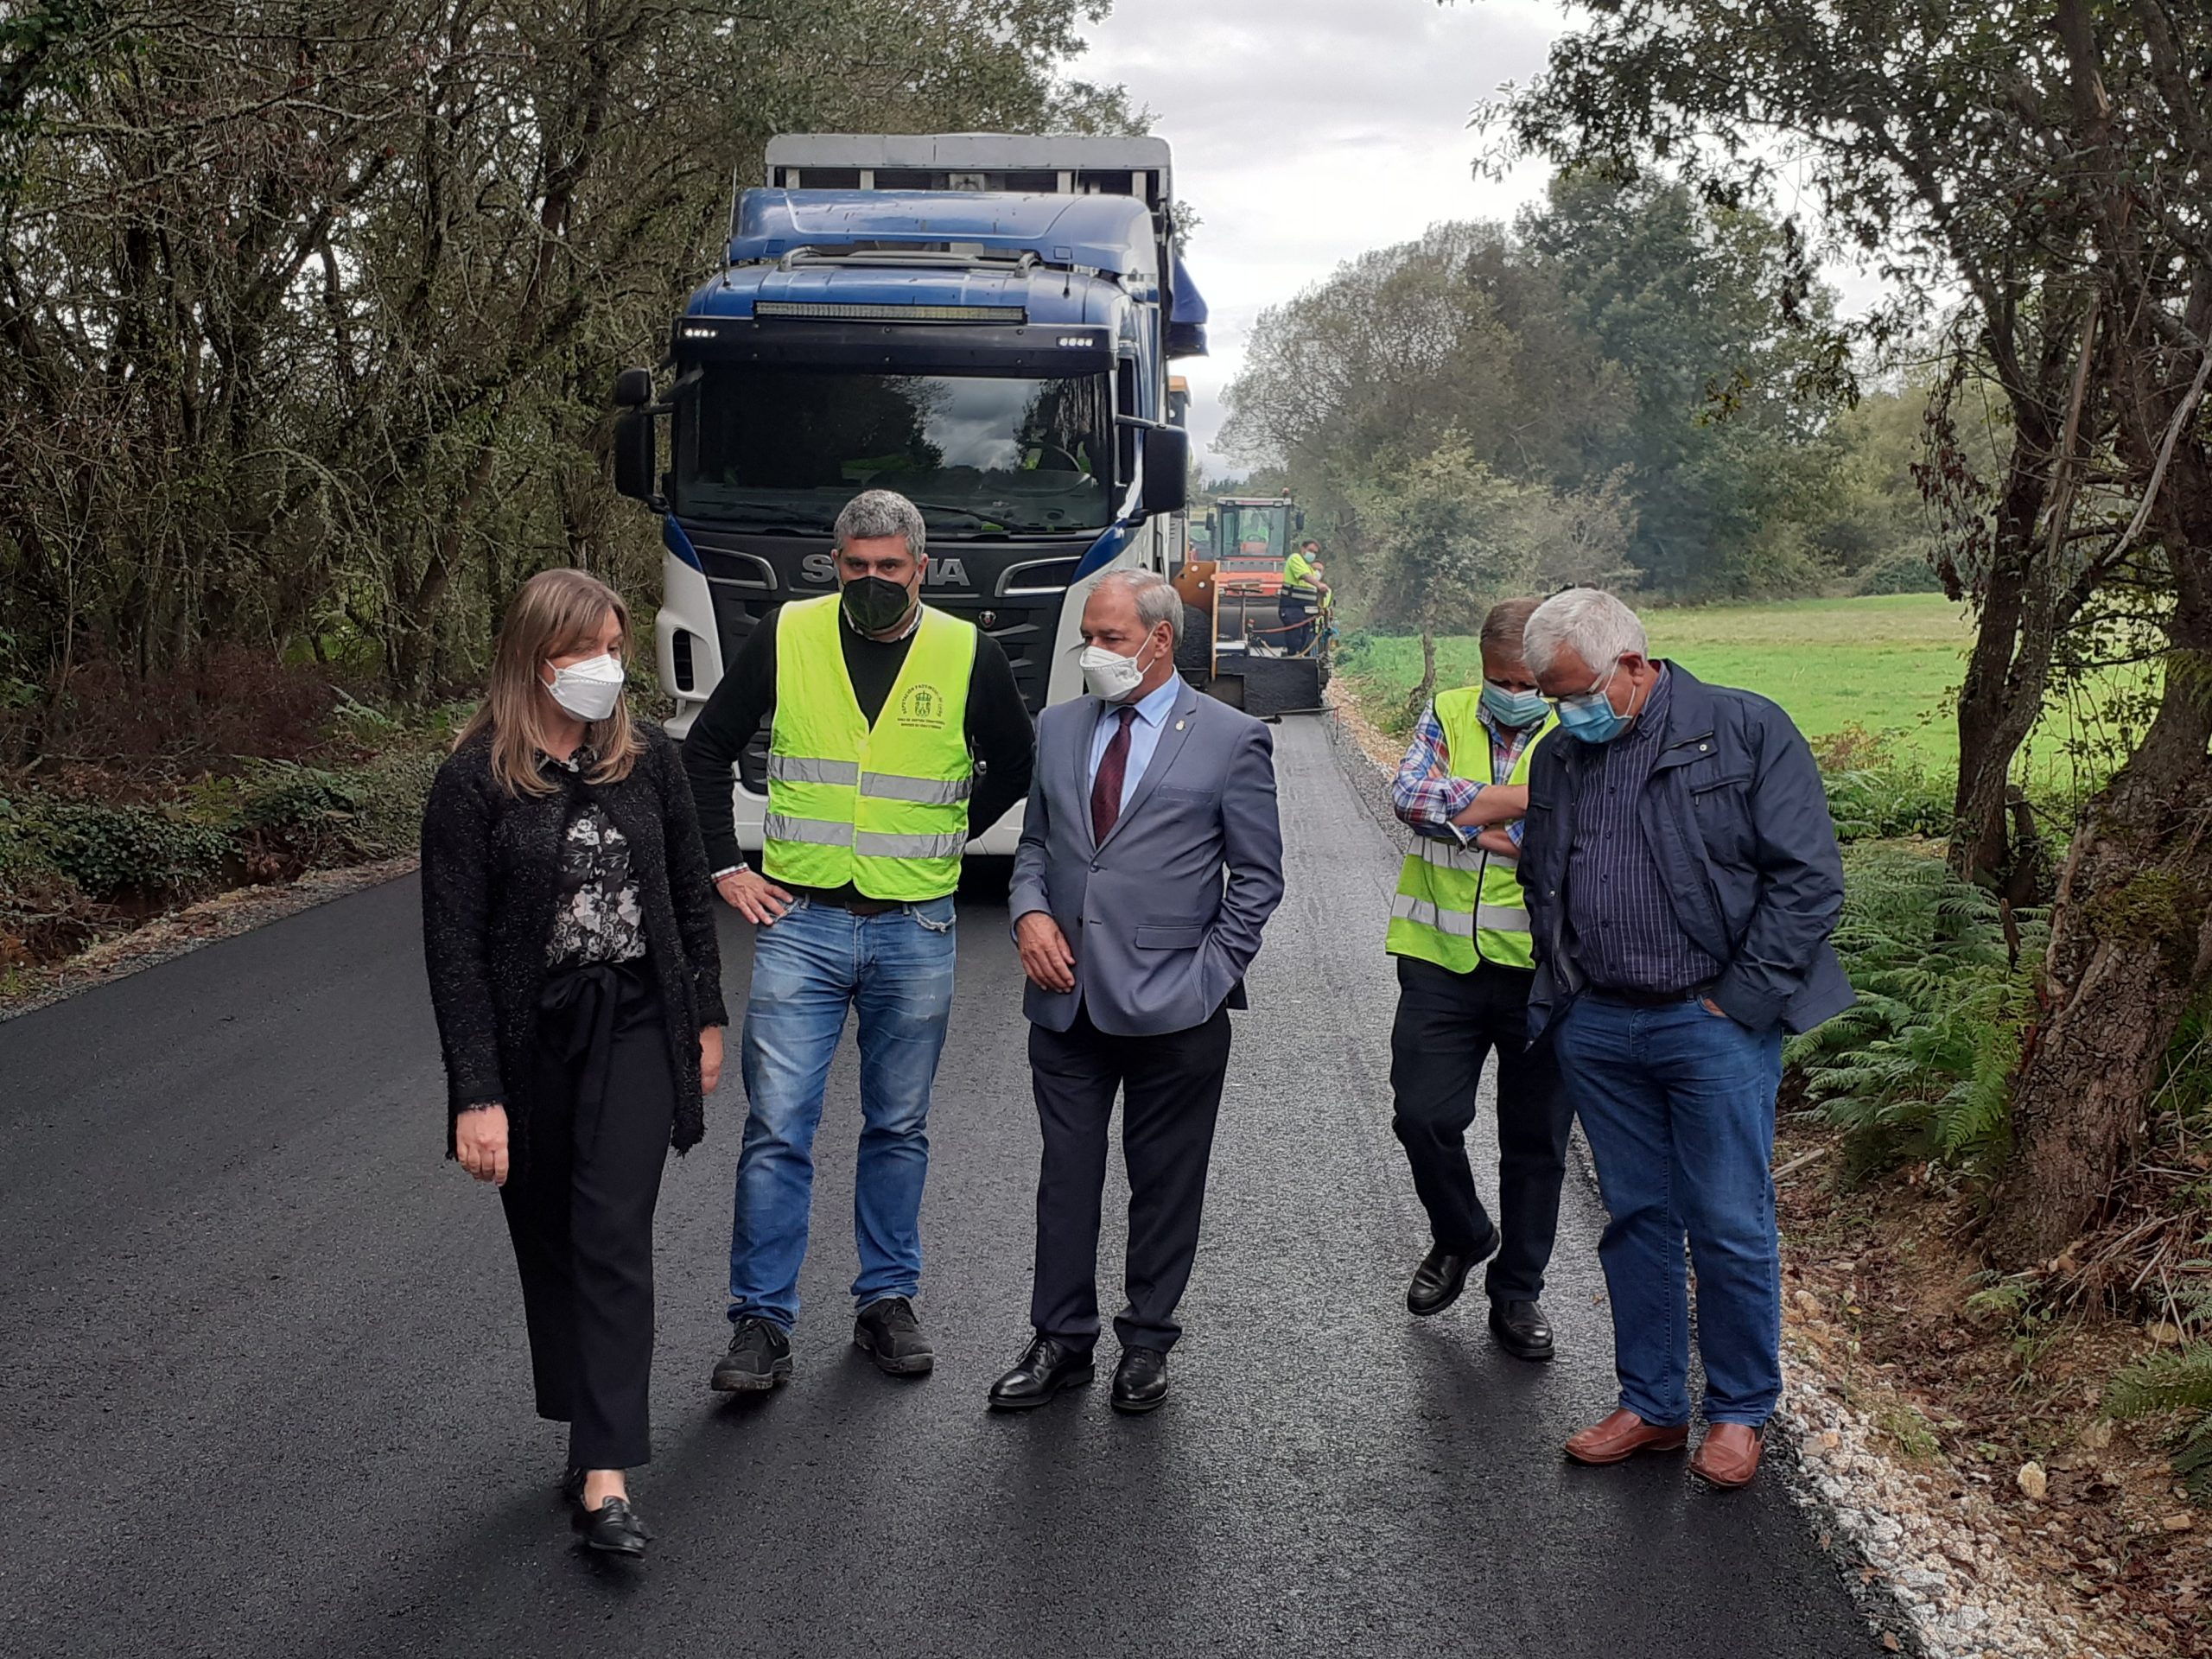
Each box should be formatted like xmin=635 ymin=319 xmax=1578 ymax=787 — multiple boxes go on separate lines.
xmin=1392 ymin=700 xmax=1533 ymax=848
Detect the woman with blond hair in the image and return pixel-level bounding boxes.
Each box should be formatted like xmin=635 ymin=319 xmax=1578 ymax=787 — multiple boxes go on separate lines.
xmin=420 ymin=568 xmax=727 ymax=1557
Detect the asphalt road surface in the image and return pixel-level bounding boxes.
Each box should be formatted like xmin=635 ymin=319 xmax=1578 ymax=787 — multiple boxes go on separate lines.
xmin=1 ymin=716 xmax=1881 ymax=1658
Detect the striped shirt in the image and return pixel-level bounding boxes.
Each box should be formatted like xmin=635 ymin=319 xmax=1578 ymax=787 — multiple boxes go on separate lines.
xmin=1564 ymin=670 xmax=1726 ymax=995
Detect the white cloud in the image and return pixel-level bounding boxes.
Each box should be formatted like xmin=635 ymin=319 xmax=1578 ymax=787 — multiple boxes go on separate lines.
xmin=1078 ymin=0 xmax=1567 ymax=472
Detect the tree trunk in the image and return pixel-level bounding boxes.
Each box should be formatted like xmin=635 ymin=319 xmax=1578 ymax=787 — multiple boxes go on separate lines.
xmin=1987 ymin=349 xmax=2212 ymax=1262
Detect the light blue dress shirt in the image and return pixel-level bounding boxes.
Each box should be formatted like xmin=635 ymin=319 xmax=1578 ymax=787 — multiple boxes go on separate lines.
xmin=1084 ymin=674 xmax=1182 ymax=814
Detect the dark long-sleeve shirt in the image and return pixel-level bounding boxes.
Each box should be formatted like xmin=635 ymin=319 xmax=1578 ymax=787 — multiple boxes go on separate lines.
xmin=681 ymin=602 xmax=1035 ymax=895
xmin=1563 ymin=668 xmax=1728 ymax=995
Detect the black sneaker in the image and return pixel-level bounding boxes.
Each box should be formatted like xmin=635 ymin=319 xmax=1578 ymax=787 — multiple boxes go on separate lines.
xmin=711 ymin=1316 xmax=793 ymax=1392
xmin=853 ymin=1296 xmax=935 ymax=1376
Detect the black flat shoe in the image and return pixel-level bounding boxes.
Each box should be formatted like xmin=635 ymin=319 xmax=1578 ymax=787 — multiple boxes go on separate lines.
xmin=1488 ymin=1298 xmax=1555 ymax=1362
xmin=574 ymin=1496 xmax=651 ymax=1557
xmin=1407 ymin=1234 xmax=1497 ymax=1318
xmin=1110 ymin=1347 xmax=1169 ymax=1414
xmin=988 ymin=1334 xmax=1094 ymax=1410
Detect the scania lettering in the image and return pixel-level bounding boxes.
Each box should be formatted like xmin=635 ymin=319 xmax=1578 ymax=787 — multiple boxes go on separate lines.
xmin=610 ymin=133 xmax=1208 ymax=857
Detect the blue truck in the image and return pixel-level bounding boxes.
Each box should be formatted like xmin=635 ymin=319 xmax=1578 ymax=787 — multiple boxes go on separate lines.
xmin=611 ymin=133 xmax=1206 ymax=856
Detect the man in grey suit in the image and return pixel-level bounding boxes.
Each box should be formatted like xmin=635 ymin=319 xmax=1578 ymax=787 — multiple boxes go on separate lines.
xmin=988 ymin=569 xmax=1285 ymax=1414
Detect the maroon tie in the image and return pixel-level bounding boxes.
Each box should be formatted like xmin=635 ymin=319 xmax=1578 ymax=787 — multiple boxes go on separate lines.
xmin=1090 ymin=706 xmax=1137 ymax=843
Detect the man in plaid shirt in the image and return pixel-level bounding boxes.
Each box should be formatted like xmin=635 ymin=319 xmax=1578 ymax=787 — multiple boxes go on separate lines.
xmin=1384 ymin=597 xmax=1573 ymax=1362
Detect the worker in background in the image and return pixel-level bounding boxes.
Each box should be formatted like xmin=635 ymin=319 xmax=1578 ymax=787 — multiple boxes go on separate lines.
xmin=1279 ymin=538 xmax=1329 ymax=655
xmin=1384 ymin=595 xmax=1573 ymax=1363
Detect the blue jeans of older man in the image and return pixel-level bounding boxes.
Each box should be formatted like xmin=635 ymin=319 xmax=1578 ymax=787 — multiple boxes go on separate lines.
xmin=1554 ymin=992 xmax=1786 ymax=1427
xmin=728 ymin=893 xmax=957 ymax=1332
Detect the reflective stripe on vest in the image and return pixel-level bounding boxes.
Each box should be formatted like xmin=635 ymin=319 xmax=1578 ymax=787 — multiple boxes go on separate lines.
xmin=1384 ymin=686 xmax=1555 ymax=974
xmin=763 ymin=595 xmax=977 ymax=900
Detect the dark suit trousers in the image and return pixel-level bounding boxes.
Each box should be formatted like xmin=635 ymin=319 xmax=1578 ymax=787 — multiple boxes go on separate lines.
xmin=1028 ymin=1002 xmax=1233 ymax=1352
xmin=499 ymin=966 xmax=675 ymax=1471
xmin=1389 ymin=956 xmax=1572 ymax=1302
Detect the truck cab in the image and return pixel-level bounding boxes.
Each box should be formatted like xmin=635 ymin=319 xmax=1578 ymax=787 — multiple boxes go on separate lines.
xmin=612 ymin=134 xmax=1207 ymax=855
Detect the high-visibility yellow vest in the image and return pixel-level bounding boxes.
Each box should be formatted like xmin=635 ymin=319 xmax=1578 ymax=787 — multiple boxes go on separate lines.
xmin=1385 ymin=688 xmax=1555 ymax=973
xmin=763 ymin=594 xmax=977 ymax=900
xmin=1282 ymin=550 xmax=1320 ymax=601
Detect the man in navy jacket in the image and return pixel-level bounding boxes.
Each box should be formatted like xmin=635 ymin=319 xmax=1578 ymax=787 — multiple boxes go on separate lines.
xmin=1517 ymin=588 xmax=1851 ymax=1491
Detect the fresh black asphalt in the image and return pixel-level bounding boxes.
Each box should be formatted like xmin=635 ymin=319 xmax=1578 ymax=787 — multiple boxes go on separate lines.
xmin=0 ymin=716 xmax=1883 ymax=1657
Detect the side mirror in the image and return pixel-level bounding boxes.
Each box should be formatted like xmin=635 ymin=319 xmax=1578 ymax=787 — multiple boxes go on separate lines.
xmin=1294 ymin=509 xmax=1306 ymax=532
xmin=1140 ymin=426 xmax=1189 ymax=518
xmin=613 ymin=366 xmax=653 ymax=408
xmin=613 ymin=408 xmax=657 ymax=503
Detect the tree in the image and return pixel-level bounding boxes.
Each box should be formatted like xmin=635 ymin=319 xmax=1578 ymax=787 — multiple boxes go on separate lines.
xmin=1349 ymin=433 xmax=1630 ymax=716
xmin=1482 ymin=0 xmax=2212 ymax=1262
xmin=0 ymin=0 xmax=1125 ymax=715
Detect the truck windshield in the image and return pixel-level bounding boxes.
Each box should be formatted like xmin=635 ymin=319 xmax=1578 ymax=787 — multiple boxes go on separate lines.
xmin=675 ymin=365 xmax=1114 ymax=535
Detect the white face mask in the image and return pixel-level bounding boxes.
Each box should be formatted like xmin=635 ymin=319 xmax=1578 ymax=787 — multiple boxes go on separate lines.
xmin=545 ymin=652 xmax=626 ymax=722
xmin=1078 ymin=632 xmax=1160 ymax=702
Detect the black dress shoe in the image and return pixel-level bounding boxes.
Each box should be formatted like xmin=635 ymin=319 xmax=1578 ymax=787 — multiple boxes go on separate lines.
xmin=1407 ymin=1234 xmax=1497 ymax=1318
xmin=573 ymin=1496 xmax=651 ymax=1557
xmin=988 ymin=1335 xmax=1095 ymax=1410
xmin=1489 ymin=1298 xmax=1555 ymax=1362
xmin=1110 ymin=1347 xmax=1169 ymax=1414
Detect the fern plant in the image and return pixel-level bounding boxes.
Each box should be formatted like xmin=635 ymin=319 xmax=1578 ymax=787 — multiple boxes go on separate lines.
xmin=2106 ymin=1344 xmax=2212 ymax=1502
xmin=1785 ymin=847 xmax=2046 ymax=1177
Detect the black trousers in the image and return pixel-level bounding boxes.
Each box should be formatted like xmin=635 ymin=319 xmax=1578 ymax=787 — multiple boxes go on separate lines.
xmin=1278 ymin=598 xmax=1315 ymax=655
xmin=1027 ymin=1002 xmax=1233 ymax=1353
xmin=1389 ymin=955 xmax=1572 ymax=1302
xmin=499 ymin=963 xmax=676 ymax=1471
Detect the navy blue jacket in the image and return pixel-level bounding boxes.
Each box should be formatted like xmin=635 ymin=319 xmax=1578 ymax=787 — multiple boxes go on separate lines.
xmin=1521 ymin=665 xmax=1853 ymax=1038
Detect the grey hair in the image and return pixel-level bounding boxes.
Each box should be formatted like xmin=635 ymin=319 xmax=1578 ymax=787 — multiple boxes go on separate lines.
xmin=833 ymin=489 xmax=927 ymax=560
xmin=1094 ymin=568 xmax=1183 ymax=647
xmin=1522 ymin=588 xmax=1649 ymax=678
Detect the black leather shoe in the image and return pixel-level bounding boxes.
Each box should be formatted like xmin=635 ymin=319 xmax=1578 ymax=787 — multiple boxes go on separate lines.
xmin=988 ymin=1335 xmax=1095 ymax=1410
xmin=573 ymin=1495 xmax=651 ymax=1557
xmin=1407 ymin=1233 xmax=1497 ymax=1318
xmin=711 ymin=1316 xmax=793 ymax=1392
xmin=1489 ymin=1298 xmax=1555 ymax=1362
xmin=854 ymin=1296 xmax=935 ymax=1376
xmin=1110 ymin=1347 xmax=1169 ymax=1414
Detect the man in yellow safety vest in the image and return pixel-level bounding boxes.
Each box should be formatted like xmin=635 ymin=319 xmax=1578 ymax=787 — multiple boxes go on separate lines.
xmin=682 ymin=489 xmax=1035 ymax=1390
xmin=1383 ymin=595 xmax=1573 ymax=1362
xmin=1278 ymin=538 xmax=1328 ymax=655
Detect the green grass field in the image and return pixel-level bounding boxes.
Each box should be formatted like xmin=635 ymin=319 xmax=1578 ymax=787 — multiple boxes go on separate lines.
xmin=1338 ymin=594 xmax=2140 ymax=784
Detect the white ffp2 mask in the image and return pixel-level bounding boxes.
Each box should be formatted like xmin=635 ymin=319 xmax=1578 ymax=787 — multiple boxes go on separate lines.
xmin=545 ymin=652 xmax=626 ymax=722
xmin=1079 ymin=638 xmax=1156 ymax=702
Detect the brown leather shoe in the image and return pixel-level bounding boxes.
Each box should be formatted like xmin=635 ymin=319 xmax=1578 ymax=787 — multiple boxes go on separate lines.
xmin=1690 ymin=1422 xmax=1764 ymax=1488
xmin=1563 ymin=1408 xmax=1690 ymax=1465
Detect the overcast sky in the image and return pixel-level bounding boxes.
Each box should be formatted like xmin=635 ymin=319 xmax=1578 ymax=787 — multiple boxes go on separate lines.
xmin=1078 ymin=0 xmax=1567 ymax=474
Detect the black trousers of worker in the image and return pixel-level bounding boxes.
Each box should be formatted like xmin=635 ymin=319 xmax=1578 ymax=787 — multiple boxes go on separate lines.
xmin=1389 ymin=955 xmax=1572 ymax=1303
xmin=1027 ymin=1002 xmax=1233 ymax=1354
xmin=499 ymin=962 xmax=675 ymax=1471
xmin=1278 ymin=597 xmax=1315 ymax=656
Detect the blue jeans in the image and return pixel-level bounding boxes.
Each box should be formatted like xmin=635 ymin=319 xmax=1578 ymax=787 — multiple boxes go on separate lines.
xmin=728 ymin=894 xmax=957 ymax=1331
xmin=1554 ymin=994 xmax=1785 ymax=1427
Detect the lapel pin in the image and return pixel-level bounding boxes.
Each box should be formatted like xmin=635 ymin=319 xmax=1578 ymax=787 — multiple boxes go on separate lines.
xmin=1174 ymin=719 xmax=1186 ymax=731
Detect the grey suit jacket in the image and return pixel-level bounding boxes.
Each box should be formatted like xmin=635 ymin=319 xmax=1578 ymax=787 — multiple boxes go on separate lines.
xmin=1010 ymin=677 xmax=1285 ymax=1036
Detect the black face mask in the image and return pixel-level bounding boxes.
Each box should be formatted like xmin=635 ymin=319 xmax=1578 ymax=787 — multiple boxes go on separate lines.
xmin=841 ymin=575 xmax=915 ymax=634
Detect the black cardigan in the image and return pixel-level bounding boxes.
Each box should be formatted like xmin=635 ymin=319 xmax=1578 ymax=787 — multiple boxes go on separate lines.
xmin=420 ymin=724 xmax=730 ymax=1168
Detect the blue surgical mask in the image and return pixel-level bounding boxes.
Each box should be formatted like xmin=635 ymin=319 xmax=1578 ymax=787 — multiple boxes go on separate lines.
xmin=1554 ymin=660 xmax=1636 ymax=744
xmin=1480 ymin=681 xmax=1550 ymax=730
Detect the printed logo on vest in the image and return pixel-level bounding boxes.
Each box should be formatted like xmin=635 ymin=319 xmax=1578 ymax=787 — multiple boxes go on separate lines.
xmin=898 ymin=683 xmax=947 ymax=728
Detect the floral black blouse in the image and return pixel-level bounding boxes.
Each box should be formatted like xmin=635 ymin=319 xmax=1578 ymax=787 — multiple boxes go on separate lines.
xmin=541 ymin=750 xmax=647 ymax=969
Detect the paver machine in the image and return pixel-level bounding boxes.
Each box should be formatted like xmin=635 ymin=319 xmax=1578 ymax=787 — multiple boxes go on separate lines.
xmin=1170 ymin=493 xmax=1328 ymax=715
